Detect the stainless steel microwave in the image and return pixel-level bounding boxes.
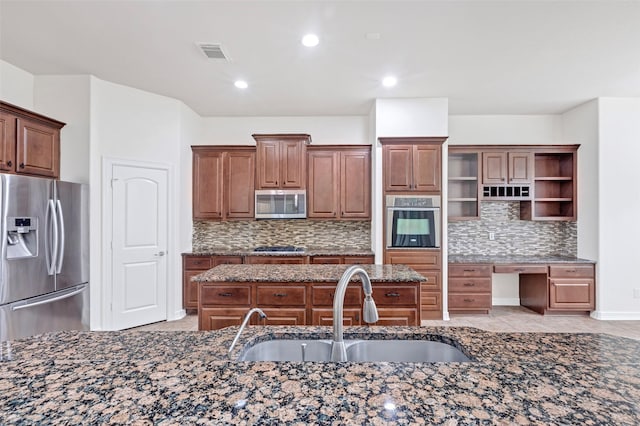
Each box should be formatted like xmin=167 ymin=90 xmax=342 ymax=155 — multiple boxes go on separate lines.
xmin=255 ymin=189 xmax=307 ymax=219
xmin=386 ymin=195 xmax=441 ymax=248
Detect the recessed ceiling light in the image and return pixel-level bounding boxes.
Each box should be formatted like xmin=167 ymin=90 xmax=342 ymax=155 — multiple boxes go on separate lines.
xmin=301 ymin=34 xmax=319 ymax=47
xmin=234 ymin=80 xmax=248 ymax=89
xmin=382 ymin=76 xmax=397 ymax=88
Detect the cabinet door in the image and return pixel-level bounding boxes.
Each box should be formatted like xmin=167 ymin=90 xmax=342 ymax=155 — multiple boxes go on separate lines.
xmin=0 ymin=111 xmax=16 ymax=172
xmin=341 ymin=149 xmax=371 ymax=218
xmin=311 ymin=308 xmax=361 ymax=326
xmin=549 ymin=279 xmax=594 ymax=310
xmin=280 ymin=140 xmax=305 ymax=188
xmin=16 ymin=117 xmax=60 ymax=178
xmin=308 ymin=151 xmax=340 ymax=218
xmin=184 ymin=270 xmax=204 ymax=310
xmin=256 ymin=140 xmax=280 ymax=189
xmin=258 ymin=308 xmax=307 ymax=326
xmin=413 ymin=144 xmax=441 ymax=192
xmin=508 ymin=152 xmax=533 ymax=184
xmin=193 ymin=150 xmax=223 ymax=219
xmin=383 ymin=145 xmax=413 ymax=191
xmin=199 ymin=307 xmax=248 ymax=330
xmin=482 ymin=152 xmax=507 ymax=184
xmin=226 ymin=151 xmax=255 ymax=218
xmin=375 ymin=308 xmax=418 ymax=326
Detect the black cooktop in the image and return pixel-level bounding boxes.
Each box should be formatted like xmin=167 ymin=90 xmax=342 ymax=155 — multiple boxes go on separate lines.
xmin=253 ymin=245 xmax=305 ymax=253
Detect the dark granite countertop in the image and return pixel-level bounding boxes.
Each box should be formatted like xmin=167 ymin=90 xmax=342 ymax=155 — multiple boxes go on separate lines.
xmin=192 ymin=264 xmax=425 ymax=283
xmin=1 ymin=326 xmax=638 ymax=424
xmin=183 ymin=247 xmax=375 ymax=257
xmin=448 ymin=254 xmax=596 ymax=264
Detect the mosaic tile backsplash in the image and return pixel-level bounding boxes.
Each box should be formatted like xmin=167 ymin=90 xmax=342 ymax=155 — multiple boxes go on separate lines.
xmin=448 ymin=202 xmax=577 ymax=256
xmin=193 ymin=220 xmax=371 ymax=250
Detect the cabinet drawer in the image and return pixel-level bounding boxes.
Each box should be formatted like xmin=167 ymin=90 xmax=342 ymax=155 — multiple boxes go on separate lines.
xmin=385 ymin=251 xmax=441 ymax=269
xmin=200 ymin=285 xmax=251 ymax=306
xmin=199 ymin=307 xmax=247 ymax=330
xmin=184 ymin=256 xmax=213 ymax=270
xmin=257 ymin=286 xmax=306 ymax=306
xmin=258 ymin=309 xmax=307 ymax=326
xmin=420 ymin=291 xmax=442 ymax=311
xmin=549 ymin=279 xmax=594 ymax=310
xmin=372 ymin=286 xmax=418 ymax=306
xmin=311 ymin=256 xmax=342 ymax=264
xmin=213 ymin=256 xmax=243 ymax=266
xmin=448 ymin=293 xmax=492 ymax=309
xmin=448 ymin=264 xmax=492 ymax=277
xmin=493 ymin=264 xmax=548 ymax=274
xmin=343 ymin=256 xmax=375 ymax=265
xmin=448 ymin=277 xmax=492 ymax=293
xmin=375 ymin=308 xmax=418 ymax=326
xmin=312 ymin=286 xmax=361 ymax=306
xmin=549 ymin=264 xmax=594 ymax=278
xmin=245 ymin=256 xmax=307 ymax=264
xmin=420 ymin=271 xmax=440 ymax=291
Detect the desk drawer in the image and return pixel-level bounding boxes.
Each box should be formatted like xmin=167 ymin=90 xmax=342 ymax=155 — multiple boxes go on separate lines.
xmin=493 ymin=264 xmax=548 ymax=274
xmin=449 ymin=277 xmax=492 ymax=293
xmin=257 ymin=286 xmax=306 ymax=306
xmin=448 ymin=264 xmax=492 ymax=277
xmin=372 ymin=286 xmax=418 ymax=306
xmin=549 ymin=264 xmax=594 ymax=278
xmin=448 ymin=293 xmax=492 ymax=309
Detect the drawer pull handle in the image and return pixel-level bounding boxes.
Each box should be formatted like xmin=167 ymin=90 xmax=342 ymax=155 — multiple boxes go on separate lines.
xmin=385 ymin=292 xmax=400 ymax=297
xmin=273 ymin=293 xmax=288 ymax=297
xmin=565 ymin=269 xmax=576 ymax=273
xmin=463 ymin=298 xmax=475 ymax=303
xmin=463 ymin=283 xmax=475 ymax=287
xmin=218 ymin=292 xmax=233 ymax=297
xmin=463 ymin=269 xmax=476 ymax=272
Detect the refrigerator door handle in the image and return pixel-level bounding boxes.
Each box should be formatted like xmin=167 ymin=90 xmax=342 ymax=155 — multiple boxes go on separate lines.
xmin=11 ymin=286 xmax=85 ymax=311
xmin=45 ymin=199 xmax=58 ymax=275
xmin=55 ymin=199 xmax=65 ymax=273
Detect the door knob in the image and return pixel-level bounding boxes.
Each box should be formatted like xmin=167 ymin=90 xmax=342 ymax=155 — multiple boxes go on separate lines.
xmin=154 ymin=251 xmax=165 ymax=257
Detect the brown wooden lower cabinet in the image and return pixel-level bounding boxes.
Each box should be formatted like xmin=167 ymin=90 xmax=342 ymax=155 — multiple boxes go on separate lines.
xmin=198 ymin=280 xmax=421 ymax=330
xmin=182 ymin=255 xmax=242 ymax=311
xmin=384 ymin=249 xmax=442 ymax=320
xmin=245 ymin=256 xmax=307 ymax=264
xmin=448 ymin=264 xmax=493 ymax=314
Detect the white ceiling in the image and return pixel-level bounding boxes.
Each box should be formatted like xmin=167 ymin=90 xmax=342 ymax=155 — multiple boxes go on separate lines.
xmin=1 ymin=0 xmax=639 ymax=116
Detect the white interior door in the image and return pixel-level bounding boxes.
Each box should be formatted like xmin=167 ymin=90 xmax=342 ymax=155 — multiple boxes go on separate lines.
xmin=111 ymin=164 xmax=168 ymax=329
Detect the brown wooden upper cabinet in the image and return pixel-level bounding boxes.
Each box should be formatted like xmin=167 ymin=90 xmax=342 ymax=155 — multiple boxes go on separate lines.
xmin=482 ymin=151 xmax=532 ymax=185
xmin=380 ymin=137 xmax=445 ymax=193
xmin=253 ymin=134 xmax=311 ymax=190
xmin=192 ymin=146 xmax=255 ymax=220
xmin=1 ymin=101 xmax=65 ymax=178
xmin=307 ymin=146 xmax=371 ymax=220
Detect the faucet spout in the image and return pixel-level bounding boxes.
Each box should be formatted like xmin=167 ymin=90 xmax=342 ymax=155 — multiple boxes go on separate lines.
xmin=331 ymin=265 xmax=379 ymax=361
xmin=228 ymin=307 xmax=267 ymax=355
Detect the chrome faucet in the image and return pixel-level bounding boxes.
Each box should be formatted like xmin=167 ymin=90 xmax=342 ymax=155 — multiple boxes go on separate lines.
xmin=331 ymin=265 xmax=379 ymax=361
xmin=228 ymin=307 xmax=267 ymax=355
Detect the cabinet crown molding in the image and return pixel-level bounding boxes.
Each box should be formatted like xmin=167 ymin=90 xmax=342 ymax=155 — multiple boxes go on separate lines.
xmin=379 ymin=136 xmax=447 ymax=145
xmin=252 ymin=133 xmax=312 ymax=144
xmin=1 ymin=100 xmax=65 ymax=128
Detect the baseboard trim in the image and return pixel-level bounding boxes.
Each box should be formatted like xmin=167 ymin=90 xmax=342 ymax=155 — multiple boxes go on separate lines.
xmin=591 ymin=310 xmax=640 ymax=320
xmin=492 ymin=298 xmax=520 ymax=306
xmin=169 ymin=309 xmax=186 ymax=321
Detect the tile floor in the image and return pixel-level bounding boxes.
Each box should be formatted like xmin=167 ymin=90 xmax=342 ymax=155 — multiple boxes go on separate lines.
xmin=133 ymin=306 xmax=640 ymax=341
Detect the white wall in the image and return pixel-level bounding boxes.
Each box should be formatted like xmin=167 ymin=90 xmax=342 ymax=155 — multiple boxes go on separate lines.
xmin=34 ymin=75 xmax=92 ymax=184
xmin=596 ymin=97 xmax=640 ymax=319
xmin=0 ymin=60 xmax=34 ymax=109
xmin=89 ymin=78 xmax=188 ymax=328
xmin=199 ymin=116 xmax=369 ymax=146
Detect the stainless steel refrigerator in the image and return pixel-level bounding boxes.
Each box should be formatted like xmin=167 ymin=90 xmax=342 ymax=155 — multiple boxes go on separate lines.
xmin=0 ymin=174 xmax=89 ymax=341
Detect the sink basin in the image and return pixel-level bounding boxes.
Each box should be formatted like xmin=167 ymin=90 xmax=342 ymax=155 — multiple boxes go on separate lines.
xmin=238 ymin=339 xmax=474 ymax=362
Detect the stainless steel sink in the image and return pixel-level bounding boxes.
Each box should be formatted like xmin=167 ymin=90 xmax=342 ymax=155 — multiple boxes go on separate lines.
xmin=237 ymin=339 xmax=474 ymax=362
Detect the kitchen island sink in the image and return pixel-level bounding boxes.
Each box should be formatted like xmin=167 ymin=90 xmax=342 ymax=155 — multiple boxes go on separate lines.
xmin=238 ymin=338 xmax=474 ymax=362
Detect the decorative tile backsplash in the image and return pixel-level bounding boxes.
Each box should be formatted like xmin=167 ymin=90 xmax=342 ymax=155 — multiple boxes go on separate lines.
xmin=193 ymin=220 xmax=371 ymax=250
xmin=447 ymin=202 xmax=577 ymax=256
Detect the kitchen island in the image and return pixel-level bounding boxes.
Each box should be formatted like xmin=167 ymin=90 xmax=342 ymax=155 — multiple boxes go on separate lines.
xmin=193 ymin=264 xmax=426 ymax=329
xmin=1 ymin=326 xmax=639 ymax=424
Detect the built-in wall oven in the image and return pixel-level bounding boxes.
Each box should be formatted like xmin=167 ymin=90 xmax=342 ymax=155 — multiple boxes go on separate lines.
xmin=386 ymin=195 xmax=441 ymax=248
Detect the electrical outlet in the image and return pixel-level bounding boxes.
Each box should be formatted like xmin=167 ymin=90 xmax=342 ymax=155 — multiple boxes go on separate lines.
xmin=489 ymin=232 xmax=495 ymax=241
xmin=634 ymin=288 xmax=640 ymax=299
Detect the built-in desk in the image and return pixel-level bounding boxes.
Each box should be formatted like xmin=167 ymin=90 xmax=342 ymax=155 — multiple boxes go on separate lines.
xmin=448 ymin=256 xmax=596 ymax=315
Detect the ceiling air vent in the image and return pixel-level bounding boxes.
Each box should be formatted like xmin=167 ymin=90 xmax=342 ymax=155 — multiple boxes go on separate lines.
xmin=197 ymin=43 xmax=230 ymax=61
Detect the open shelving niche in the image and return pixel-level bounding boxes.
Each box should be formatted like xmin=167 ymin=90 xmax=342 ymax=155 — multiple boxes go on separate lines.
xmin=448 ymin=151 xmax=480 ymax=220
